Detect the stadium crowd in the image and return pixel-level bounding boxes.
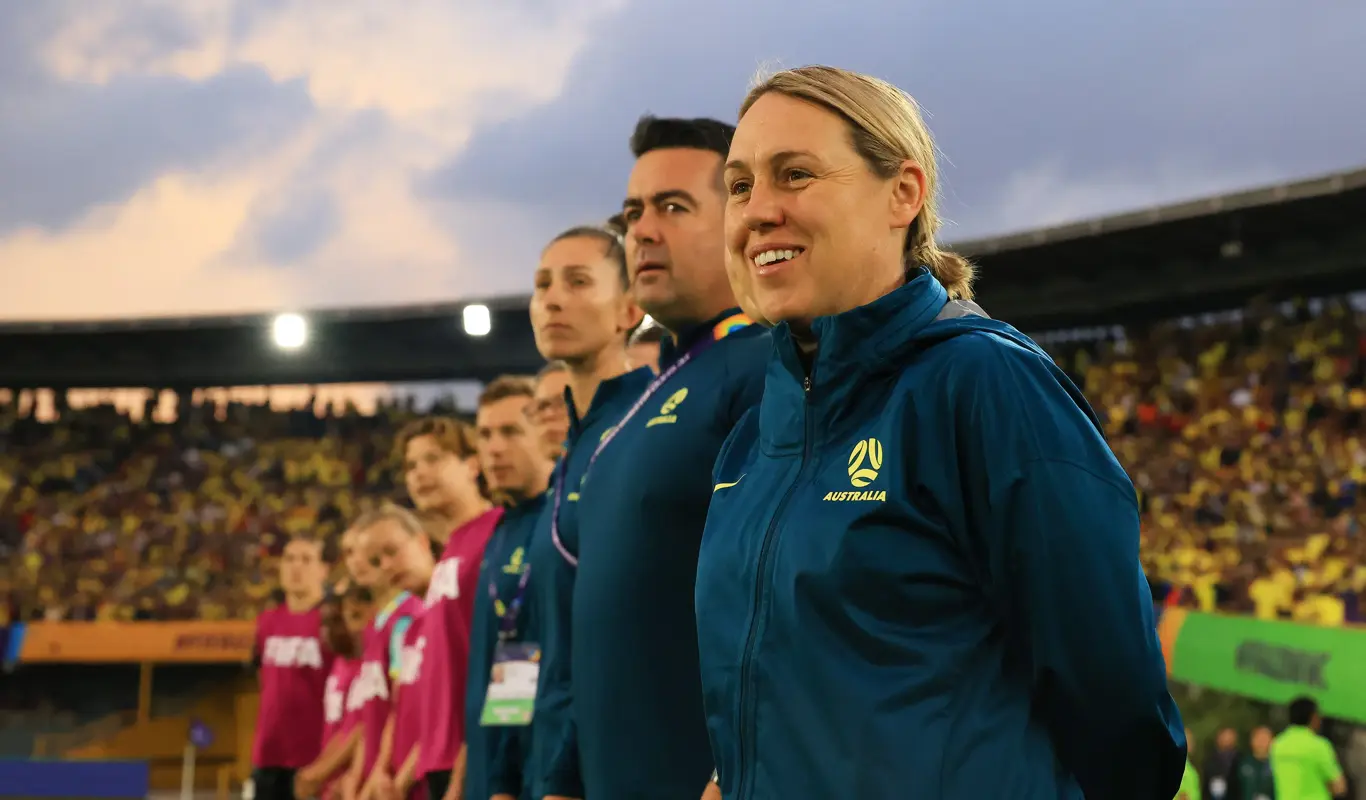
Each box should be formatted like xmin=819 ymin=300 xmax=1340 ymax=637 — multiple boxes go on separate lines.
xmin=2 ymin=64 xmax=1360 ymax=800
xmin=5 ymin=298 xmax=1365 ymax=627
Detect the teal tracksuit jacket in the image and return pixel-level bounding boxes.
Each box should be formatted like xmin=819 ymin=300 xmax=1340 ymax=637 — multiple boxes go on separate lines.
xmin=566 ymin=308 xmax=768 ymax=799
xmin=463 ymin=491 xmax=546 ymax=800
xmin=526 ymin=367 xmax=654 ymax=798
xmin=697 ymin=269 xmax=1186 ymax=799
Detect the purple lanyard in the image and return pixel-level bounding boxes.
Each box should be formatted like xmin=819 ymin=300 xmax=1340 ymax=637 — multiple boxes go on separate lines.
xmin=486 ymin=526 xmax=533 ymax=640
xmin=550 ymin=337 xmax=715 ymax=566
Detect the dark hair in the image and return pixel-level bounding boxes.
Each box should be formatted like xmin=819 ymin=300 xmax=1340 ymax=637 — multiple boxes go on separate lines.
xmin=604 ymin=213 xmax=627 ymax=238
xmin=1288 ymin=696 xmax=1319 ymax=726
xmin=479 ymin=375 xmax=536 ymax=407
xmin=629 ymin=116 xmax=735 ymax=161
xmin=547 ymin=224 xmax=628 ymax=289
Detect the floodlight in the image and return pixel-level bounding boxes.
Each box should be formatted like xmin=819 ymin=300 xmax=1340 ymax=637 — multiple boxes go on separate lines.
xmin=272 ymin=313 xmax=308 ymax=349
xmin=463 ymin=304 xmax=491 ymax=337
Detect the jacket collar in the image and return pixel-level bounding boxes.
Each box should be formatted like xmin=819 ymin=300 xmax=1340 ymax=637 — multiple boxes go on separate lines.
xmin=775 ymin=267 xmax=947 ymax=387
xmin=503 ymin=488 xmax=549 ymax=516
xmin=658 ymin=307 xmax=749 ymax=369
xmin=564 ymin=366 xmax=655 ymax=444
xmin=759 ymin=269 xmax=951 ymax=451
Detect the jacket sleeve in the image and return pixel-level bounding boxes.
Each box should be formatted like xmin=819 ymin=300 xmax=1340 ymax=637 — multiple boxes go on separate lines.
xmin=953 ymin=334 xmax=1187 ymax=800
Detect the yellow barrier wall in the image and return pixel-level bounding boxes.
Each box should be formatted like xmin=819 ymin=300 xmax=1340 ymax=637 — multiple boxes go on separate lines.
xmin=19 ymin=621 xmax=255 ymax=663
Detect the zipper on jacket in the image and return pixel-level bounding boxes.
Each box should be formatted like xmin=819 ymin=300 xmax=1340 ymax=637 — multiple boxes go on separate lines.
xmin=735 ymin=371 xmax=816 ymax=798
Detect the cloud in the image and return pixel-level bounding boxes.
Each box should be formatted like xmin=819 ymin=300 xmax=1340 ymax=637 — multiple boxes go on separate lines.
xmin=427 ymin=0 xmax=1366 ymax=247
xmin=0 ymin=65 xmax=312 ymax=233
xmin=0 ymin=0 xmax=626 ymax=320
xmin=2 ymin=0 xmax=1364 ymax=323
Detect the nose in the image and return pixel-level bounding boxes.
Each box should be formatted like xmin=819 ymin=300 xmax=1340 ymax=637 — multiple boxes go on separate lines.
xmin=536 ymin=282 xmax=566 ymax=313
xmin=630 ymin=208 xmax=662 ymax=246
xmin=742 ymin=178 xmax=783 ymax=232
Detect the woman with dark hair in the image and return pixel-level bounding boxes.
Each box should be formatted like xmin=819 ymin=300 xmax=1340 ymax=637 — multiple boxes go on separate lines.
xmin=523 ymin=223 xmax=648 ymax=800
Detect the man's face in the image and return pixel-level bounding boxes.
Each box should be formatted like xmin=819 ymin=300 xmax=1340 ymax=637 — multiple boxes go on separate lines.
xmin=403 ymin=433 xmax=477 ymax=513
xmin=477 ymin=395 xmax=547 ymax=498
xmin=1250 ymin=727 xmax=1272 ymax=757
xmin=623 ymin=148 xmax=732 ymax=329
xmin=529 ymin=369 xmax=570 ymax=459
xmin=280 ymin=540 xmax=325 ymax=595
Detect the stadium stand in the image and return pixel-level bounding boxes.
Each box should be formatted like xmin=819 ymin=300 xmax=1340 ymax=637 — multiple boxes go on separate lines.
xmin=4 ymin=166 xmax=1365 ymax=626
xmin=2 ymin=167 xmax=1366 ymax=791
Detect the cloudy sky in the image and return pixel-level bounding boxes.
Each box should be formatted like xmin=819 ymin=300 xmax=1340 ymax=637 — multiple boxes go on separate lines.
xmin=2 ymin=0 xmax=1363 ymax=322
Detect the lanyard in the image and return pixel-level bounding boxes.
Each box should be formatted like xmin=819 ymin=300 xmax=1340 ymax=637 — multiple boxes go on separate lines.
xmin=549 ymin=336 xmax=716 ymax=567
xmin=486 ymin=523 xmax=533 ymax=641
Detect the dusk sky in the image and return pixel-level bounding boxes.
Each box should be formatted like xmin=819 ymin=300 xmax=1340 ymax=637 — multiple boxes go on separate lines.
xmin=2 ymin=1 xmax=1364 ymax=322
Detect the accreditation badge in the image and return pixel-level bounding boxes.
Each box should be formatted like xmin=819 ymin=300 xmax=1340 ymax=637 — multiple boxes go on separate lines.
xmin=480 ymin=641 xmax=540 ymax=726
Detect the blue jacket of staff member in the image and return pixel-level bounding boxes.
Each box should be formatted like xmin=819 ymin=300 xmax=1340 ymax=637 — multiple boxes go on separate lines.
xmin=571 ymin=308 xmax=768 ymax=800
xmin=525 ymin=366 xmax=654 ymax=800
xmin=463 ymin=490 xmax=548 ymax=800
xmin=697 ymin=268 xmax=1187 ymax=800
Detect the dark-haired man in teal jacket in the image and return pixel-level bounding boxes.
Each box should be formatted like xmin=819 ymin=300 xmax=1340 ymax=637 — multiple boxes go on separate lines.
xmin=546 ymin=115 xmax=769 ymax=800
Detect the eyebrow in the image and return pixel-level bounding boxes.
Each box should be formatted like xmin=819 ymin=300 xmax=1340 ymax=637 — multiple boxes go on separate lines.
xmin=725 ymin=150 xmax=815 ymax=172
xmin=622 ymin=189 xmax=698 ymax=211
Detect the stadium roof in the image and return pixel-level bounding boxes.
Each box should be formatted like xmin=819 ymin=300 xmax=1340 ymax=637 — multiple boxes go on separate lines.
xmin=4 ymin=165 xmax=1366 ymax=388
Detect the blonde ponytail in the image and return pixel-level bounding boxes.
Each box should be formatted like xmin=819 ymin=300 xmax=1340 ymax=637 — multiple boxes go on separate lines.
xmin=906 ymin=215 xmax=975 ymax=301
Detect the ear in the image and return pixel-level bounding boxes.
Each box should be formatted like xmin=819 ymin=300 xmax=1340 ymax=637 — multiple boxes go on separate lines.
xmin=888 ymin=160 xmax=927 ymax=231
xmin=462 ymin=455 xmax=481 ymax=483
xmin=618 ymin=295 xmax=645 ymax=335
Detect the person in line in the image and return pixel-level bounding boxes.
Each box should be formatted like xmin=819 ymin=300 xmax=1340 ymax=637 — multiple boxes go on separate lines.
xmin=334 ymin=526 xmax=379 ymax=800
xmin=251 ymin=534 xmax=334 ymax=800
xmin=372 ymin=503 xmax=442 ymax=800
xmin=525 ymin=224 xmax=647 ymax=800
xmin=395 ymin=418 xmax=502 ymax=800
xmin=341 ymin=526 xmax=380 ymax=594
xmin=526 ymin=362 xmax=571 ymax=460
xmin=1205 ymin=727 xmax=1243 ymax=800
xmin=560 ymin=116 xmax=769 ymax=800
xmin=1271 ymin=696 xmax=1347 ymax=800
xmin=1237 ymin=726 xmax=1275 ymax=800
xmin=463 ymin=377 xmax=554 ymax=800
xmin=295 ymin=584 xmax=375 ymax=800
xmin=343 ymin=508 xmax=425 ymax=800
xmin=698 ymin=65 xmax=1185 ymax=799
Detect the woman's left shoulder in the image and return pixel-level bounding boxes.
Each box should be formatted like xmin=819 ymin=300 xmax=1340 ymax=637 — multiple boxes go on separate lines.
xmin=908 ymin=328 xmax=1056 ymax=393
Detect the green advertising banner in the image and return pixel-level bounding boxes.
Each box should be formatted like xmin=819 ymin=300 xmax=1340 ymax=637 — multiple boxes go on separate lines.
xmin=1169 ymin=612 xmax=1366 ymax=724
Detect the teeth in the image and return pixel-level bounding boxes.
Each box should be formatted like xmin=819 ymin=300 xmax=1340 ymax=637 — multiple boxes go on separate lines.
xmin=754 ymin=249 xmax=800 ymax=267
